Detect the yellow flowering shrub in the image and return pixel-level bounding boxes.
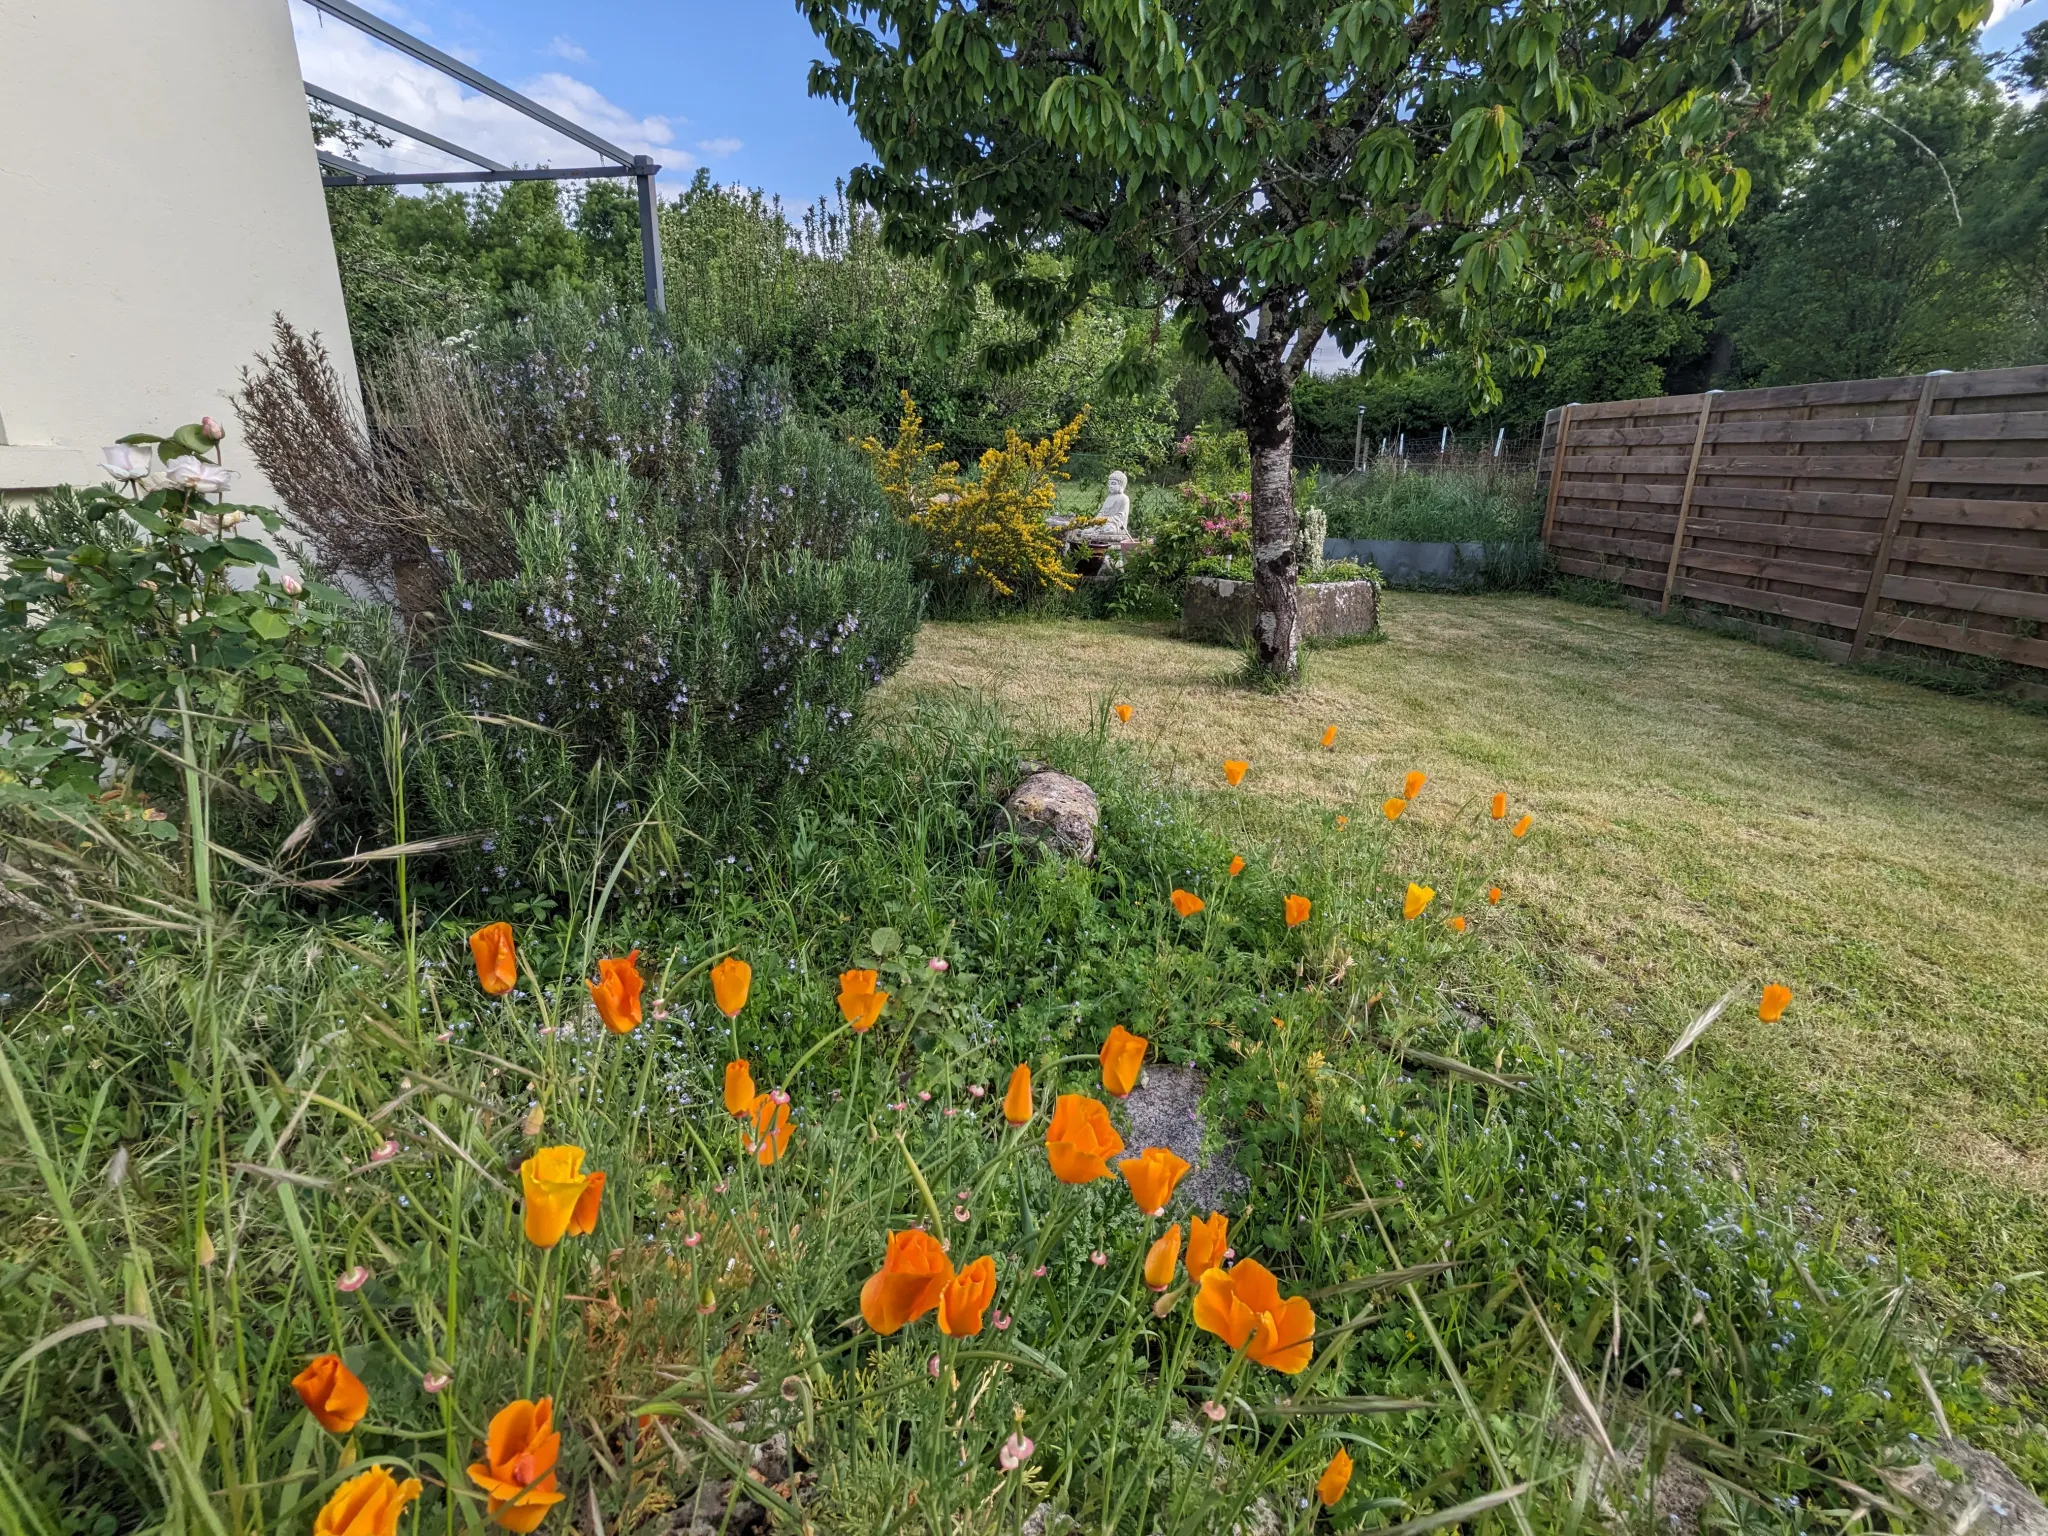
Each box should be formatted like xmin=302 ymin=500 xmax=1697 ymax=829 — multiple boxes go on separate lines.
xmin=858 ymin=392 xmax=1094 ymax=599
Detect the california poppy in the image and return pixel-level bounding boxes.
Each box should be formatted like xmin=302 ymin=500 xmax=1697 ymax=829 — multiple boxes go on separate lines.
xmin=1447 ymin=915 xmax=1468 ymax=933
xmin=292 ymin=1353 xmax=369 ymax=1434
xmin=1114 ymin=703 xmax=1133 ymax=723
xmin=938 ymin=1255 xmax=997 ymax=1336
xmin=1317 ymin=1447 xmax=1354 ymax=1508
xmin=1321 ymin=725 xmax=1337 ymax=748
xmin=1403 ymin=883 xmax=1436 ymax=920
xmin=710 ymin=956 xmax=751 ymax=1018
xmin=314 ymin=1467 xmax=421 ymax=1536
xmin=1171 ymin=889 xmax=1205 ymax=918
xmin=469 ymin=922 xmax=516 ymax=996
xmin=1335 ymin=815 xmax=1349 ymax=829
xmin=1284 ymin=894 xmax=1311 ymax=928
xmin=1511 ymin=814 xmax=1533 ymax=838
xmin=1488 ymin=886 xmax=1503 ymax=904
xmin=1403 ymin=770 xmax=1427 ymax=799
xmin=860 ymin=1230 xmax=953 ymax=1335
xmin=1223 ymin=759 xmax=1249 ymax=787
xmin=1229 ymin=855 xmax=1246 ymax=877
xmin=520 ymin=1146 xmax=597 ymax=1248
xmin=1120 ymin=1146 xmax=1192 ymax=1216
xmin=587 ymin=951 xmax=643 ymax=1033
xmin=1490 ymin=792 xmax=1508 ymax=820
xmin=746 ymin=1094 xmax=794 ymax=1165
xmin=723 ymin=1059 xmax=757 ymax=1116
xmin=1045 ymin=1094 xmax=1125 ymax=1184
xmin=839 ymin=968 xmax=888 ymax=1032
xmin=565 ymin=1170 xmax=605 ymax=1237
xmin=467 ymin=1397 xmax=566 ymax=1534
xmin=1382 ymin=797 xmax=1407 ymax=821
xmin=1759 ymin=983 xmax=1793 ymax=1023
xmin=1186 ymin=1211 xmax=1229 ymax=1278
xmin=1145 ymin=1224 xmax=1183 ymax=1291
xmin=1099 ymin=1023 xmax=1148 ymax=1097
xmin=1193 ymin=1259 xmax=1316 ymax=1374
xmin=1002 ymin=1064 xmax=1033 ymax=1127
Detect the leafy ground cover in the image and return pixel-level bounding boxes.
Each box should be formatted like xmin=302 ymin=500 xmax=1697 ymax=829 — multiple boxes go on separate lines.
xmin=5 ymin=687 xmax=2040 ymax=1534
xmin=890 ymin=598 xmax=2048 ymax=1389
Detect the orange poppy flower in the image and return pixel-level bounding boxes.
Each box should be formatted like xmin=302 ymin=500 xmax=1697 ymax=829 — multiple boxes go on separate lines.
xmin=1758 ymin=983 xmax=1793 ymax=1023
xmin=1145 ymin=1223 xmax=1183 ymax=1291
xmin=1511 ymin=814 xmax=1533 ymax=838
xmin=469 ymin=922 xmax=516 ymax=996
xmin=1114 ymin=703 xmax=1133 ymax=723
xmin=1335 ymin=815 xmax=1348 ymax=829
xmin=520 ymin=1145 xmax=597 ymax=1248
xmin=1193 ymin=1259 xmax=1316 ymax=1374
xmin=938 ymin=1255 xmax=997 ymax=1336
xmin=1223 ymin=759 xmax=1249 ymax=787
xmin=1382 ymin=797 xmax=1407 ymax=821
xmin=1045 ymin=1094 xmax=1125 ymax=1184
xmin=838 ymin=967 xmax=888 ymax=1033
xmin=1186 ymin=1211 xmax=1228 ymax=1278
xmin=1229 ymin=855 xmax=1246 ymax=877
xmin=709 ymin=956 xmax=751 ymax=1018
xmin=1321 ymin=725 xmax=1337 ymax=748
xmin=1317 ymin=1447 xmax=1354 ymax=1508
xmin=467 ymin=1397 xmax=566 ymax=1534
xmin=1402 ymin=883 xmax=1435 ymax=920
xmin=1488 ymin=886 xmax=1503 ymax=904
xmin=1170 ymin=888 xmax=1205 ymax=918
xmin=292 ymin=1353 xmax=369 ymax=1434
xmin=746 ymin=1094 xmax=794 ymax=1166
xmin=1099 ymin=1023 xmax=1148 ymax=1097
xmin=1002 ymin=1064 xmax=1033 ymax=1126
xmin=1447 ymin=915 xmax=1467 ymax=933
xmin=314 ymin=1466 xmax=422 ymax=1536
xmin=1284 ymin=894 xmax=1311 ymax=928
xmin=1120 ymin=1146 xmax=1192 ymax=1216
xmin=860 ymin=1230 xmax=954 ymax=1335
xmin=723 ymin=1059 xmax=756 ymax=1116
xmin=587 ymin=950 xmax=644 ymax=1033
xmin=565 ymin=1170 xmax=605 ymax=1237
xmin=1490 ymin=792 xmax=1508 ymax=820
xmin=1403 ymin=770 xmax=1427 ymax=799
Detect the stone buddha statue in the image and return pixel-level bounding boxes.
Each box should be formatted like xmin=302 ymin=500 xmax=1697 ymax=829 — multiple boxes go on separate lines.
xmin=1064 ymin=470 xmax=1131 ymax=551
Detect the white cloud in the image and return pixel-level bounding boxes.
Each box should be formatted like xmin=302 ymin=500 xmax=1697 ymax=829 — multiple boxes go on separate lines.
xmin=696 ymin=137 xmax=743 ymax=158
xmin=290 ymin=0 xmax=690 ymax=183
xmin=544 ymin=35 xmax=589 ymax=63
xmin=1989 ymin=0 xmax=2030 ymax=26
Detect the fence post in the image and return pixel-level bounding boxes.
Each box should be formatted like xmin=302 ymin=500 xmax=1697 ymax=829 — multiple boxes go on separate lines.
xmin=1659 ymin=391 xmax=1719 ymax=614
xmin=1849 ymin=372 xmax=1941 ymax=661
xmin=1540 ymin=405 xmax=1576 ymax=542
xmin=1353 ymin=407 xmax=1366 ymax=472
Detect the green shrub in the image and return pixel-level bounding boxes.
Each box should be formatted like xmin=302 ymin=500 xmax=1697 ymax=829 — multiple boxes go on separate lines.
xmin=415 ymin=430 xmax=920 ymax=901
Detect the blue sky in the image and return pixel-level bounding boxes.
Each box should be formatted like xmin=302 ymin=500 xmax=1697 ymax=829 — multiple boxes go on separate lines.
xmin=294 ymin=0 xmax=2045 ymax=210
xmin=290 ymin=0 xmax=872 ymax=207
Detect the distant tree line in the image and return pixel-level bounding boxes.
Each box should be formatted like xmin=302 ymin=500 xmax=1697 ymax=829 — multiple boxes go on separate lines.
xmin=312 ymin=31 xmax=2046 ymax=468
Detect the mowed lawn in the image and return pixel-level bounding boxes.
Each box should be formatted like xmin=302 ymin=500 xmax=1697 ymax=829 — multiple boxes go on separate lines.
xmin=885 ymin=594 xmax=2048 ymax=1368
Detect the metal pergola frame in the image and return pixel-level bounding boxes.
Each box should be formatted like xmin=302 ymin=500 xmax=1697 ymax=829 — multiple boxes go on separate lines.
xmin=302 ymin=0 xmax=665 ymax=315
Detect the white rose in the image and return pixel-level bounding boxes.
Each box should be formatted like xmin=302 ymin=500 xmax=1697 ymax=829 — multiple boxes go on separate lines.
xmin=162 ymin=455 xmax=236 ymax=495
xmin=100 ymin=444 xmax=154 ymax=482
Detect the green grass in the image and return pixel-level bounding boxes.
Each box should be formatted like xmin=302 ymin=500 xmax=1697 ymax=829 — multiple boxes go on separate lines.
xmin=5 ymin=646 xmax=2044 ymax=1533
xmin=1318 ymin=465 xmax=1543 ymax=544
xmin=893 ymin=598 xmax=2048 ymax=1388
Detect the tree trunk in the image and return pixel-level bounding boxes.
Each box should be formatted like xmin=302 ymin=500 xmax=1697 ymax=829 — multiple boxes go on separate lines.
xmin=1243 ymin=379 xmax=1301 ymax=681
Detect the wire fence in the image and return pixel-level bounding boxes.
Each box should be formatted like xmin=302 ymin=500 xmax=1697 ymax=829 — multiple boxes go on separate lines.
xmin=1294 ymin=426 xmax=1547 ymax=477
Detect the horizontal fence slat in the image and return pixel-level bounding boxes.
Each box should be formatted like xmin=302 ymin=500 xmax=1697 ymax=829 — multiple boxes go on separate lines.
xmin=1684 ymin=517 xmax=1883 ymax=556
xmin=1919 ymin=409 xmax=2048 ymax=442
xmin=1872 ymin=613 xmax=2048 ymax=668
xmin=1906 ymin=455 xmax=2048 ymax=486
xmin=1887 ymin=536 xmax=2048 ymax=577
xmin=1671 ymin=573 xmax=1864 ymax=630
xmin=1900 ymin=495 xmax=2048 ymax=531
xmin=1678 ymin=547 xmax=1873 ymax=594
xmin=1878 ymin=572 xmax=2048 ymax=621
xmin=1551 ymin=554 xmax=1668 ymax=592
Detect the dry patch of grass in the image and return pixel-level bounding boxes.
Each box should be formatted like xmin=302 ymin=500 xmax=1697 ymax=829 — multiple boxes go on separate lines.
xmin=884 ymin=595 xmax=2048 ymax=1355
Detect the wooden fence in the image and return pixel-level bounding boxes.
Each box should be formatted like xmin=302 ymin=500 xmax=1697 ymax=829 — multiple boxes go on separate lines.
xmin=1535 ymin=365 xmax=2048 ymax=673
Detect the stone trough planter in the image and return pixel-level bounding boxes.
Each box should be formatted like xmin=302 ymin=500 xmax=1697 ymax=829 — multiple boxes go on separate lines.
xmin=1180 ymin=574 xmax=1379 ymax=645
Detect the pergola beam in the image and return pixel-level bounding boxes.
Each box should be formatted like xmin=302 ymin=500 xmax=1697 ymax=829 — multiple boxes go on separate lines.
xmin=306 ymin=82 xmax=510 ymax=172
xmin=318 ymin=156 xmax=649 ymax=189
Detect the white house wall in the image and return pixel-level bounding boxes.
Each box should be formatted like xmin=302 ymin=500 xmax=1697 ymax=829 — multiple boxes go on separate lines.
xmin=0 ymin=0 xmax=358 ymax=502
